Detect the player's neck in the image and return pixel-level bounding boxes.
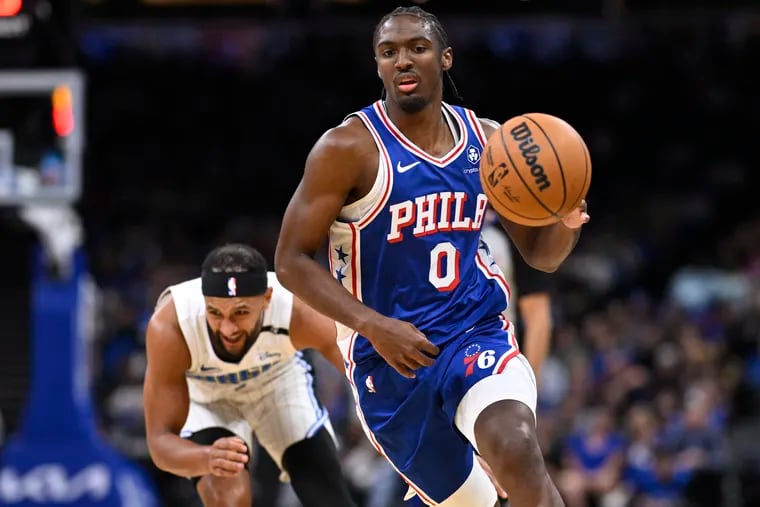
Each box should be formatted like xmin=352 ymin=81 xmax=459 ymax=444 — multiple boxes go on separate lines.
xmin=384 ymin=98 xmax=450 ymax=154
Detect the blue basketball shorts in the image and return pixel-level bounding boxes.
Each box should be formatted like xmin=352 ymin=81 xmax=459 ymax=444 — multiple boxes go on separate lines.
xmin=340 ymin=316 xmax=537 ymax=506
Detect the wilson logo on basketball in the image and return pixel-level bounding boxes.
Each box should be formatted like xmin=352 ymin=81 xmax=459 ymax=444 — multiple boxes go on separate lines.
xmin=510 ymin=122 xmax=551 ymax=191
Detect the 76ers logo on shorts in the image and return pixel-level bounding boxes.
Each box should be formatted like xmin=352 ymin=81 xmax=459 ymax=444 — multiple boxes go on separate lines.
xmin=463 ymin=344 xmax=482 ymax=377
xmin=463 ymin=343 xmax=497 ymax=376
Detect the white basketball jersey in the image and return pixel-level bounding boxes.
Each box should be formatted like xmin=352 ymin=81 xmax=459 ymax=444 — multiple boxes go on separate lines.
xmin=169 ymin=272 xmax=301 ymax=403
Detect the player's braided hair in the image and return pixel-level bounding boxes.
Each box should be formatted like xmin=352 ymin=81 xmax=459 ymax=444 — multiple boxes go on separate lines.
xmin=201 ymin=243 xmax=267 ymax=275
xmin=373 ymin=6 xmax=464 ymax=104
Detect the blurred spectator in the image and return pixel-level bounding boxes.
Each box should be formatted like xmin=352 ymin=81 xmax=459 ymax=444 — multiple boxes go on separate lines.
xmin=558 ymin=406 xmax=625 ymax=506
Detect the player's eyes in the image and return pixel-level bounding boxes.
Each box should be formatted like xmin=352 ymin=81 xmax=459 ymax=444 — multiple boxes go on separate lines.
xmin=414 ymin=46 xmax=427 ymax=53
xmin=381 ymin=49 xmax=395 ymax=57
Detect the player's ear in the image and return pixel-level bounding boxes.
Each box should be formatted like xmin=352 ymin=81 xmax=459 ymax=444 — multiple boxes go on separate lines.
xmin=263 ymin=287 xmax=273 ymax=307
xmin=375 ymin=57 xmax=381 ymax=78
xmin=441 ymin=47 xmax=453 ymax=72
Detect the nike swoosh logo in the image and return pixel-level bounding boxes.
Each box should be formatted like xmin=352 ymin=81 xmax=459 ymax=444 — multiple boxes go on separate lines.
xmin=396 ymin=161 xmax=421 ymax=173
xmin=199 ymin=365 xmax=220 ymax=372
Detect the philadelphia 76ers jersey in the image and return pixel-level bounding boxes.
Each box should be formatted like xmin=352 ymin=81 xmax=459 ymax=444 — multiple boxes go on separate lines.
xmin=328 ymin=101 xmax=511 ymax=365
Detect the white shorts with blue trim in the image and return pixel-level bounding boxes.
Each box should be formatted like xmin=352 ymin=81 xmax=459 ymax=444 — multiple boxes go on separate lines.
xmin=180 ymin=358 xmax=333 ymax=481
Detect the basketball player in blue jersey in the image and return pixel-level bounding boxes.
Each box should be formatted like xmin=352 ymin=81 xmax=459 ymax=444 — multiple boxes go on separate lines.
xmin=276 ymin=6 xmax=589 ymax=507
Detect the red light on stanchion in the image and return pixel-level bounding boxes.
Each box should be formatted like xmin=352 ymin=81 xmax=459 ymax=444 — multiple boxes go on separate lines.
xmin=0 ymin=0 xmax=22 ymax=17
xmin=52 ymin=85 xmax=75 ymax=137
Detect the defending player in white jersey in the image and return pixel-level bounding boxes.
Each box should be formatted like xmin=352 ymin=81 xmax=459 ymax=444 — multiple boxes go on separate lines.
xmin=143 ymin=243 xmax=357 ymax=507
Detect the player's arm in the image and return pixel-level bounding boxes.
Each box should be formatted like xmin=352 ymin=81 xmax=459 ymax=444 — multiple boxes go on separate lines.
xmin=289 ymin=295 xmax=345 ymax=374
xmin=479 ymin=118 xmax=589 ymax=273
xmin=143 ymin=296 xmax=247 ymax=478
xmin=275 ymin=120 xmax=438 ymax=378
xmin=276 ymin=121 xmax=384 ymax=334
xmin=518 ymin=293 xmax=552 ymax=373
xmin=512 ymin=245 xmax=555 ymax=375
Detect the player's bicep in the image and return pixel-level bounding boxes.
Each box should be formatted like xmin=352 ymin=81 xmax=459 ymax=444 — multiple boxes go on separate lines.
xmin=143 ymin=304 xmax=191 ymax=439
xmin=280 ymin=180 xmax=345 ymax=257
xmin=279 ymin=128 xmax=363 ymax=257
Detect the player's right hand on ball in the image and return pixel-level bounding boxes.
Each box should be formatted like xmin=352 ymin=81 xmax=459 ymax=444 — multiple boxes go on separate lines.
xmin=207 ymin=436 xmax=249 ymax=477
xmin=366 ymin=317 xmax=439 ymax=378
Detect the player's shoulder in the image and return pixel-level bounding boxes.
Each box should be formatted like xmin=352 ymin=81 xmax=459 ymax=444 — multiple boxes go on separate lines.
xmin=148 ymin=278 xmax=198 ymax=334
xmin=477 ymin=116 xmax=501 ymax=137
xmin=146 ymin=291 xmax=181 ymax=339
xmin=446 ymin=103 xmax=499 ymax=130
xmin=170 ymin=277 xmax=201 ymax=293
xmin=311 ymin=114 xmax=375 ymax=160
xmin=145 ymin=288 xmax=192 ymax=370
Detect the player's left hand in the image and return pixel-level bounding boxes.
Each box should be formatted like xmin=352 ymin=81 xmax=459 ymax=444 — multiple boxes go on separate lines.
xmin=561 ymin=199 xmax=590 ymax=229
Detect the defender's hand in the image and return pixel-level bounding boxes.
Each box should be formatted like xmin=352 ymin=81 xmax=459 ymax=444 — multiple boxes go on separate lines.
xmin=207 ymin=436 xmax=249 ymax=477
xmin=561 ymin=199 xmax=590 ymax=229
xmin=366 ymin=317 xmax=439 ymax=378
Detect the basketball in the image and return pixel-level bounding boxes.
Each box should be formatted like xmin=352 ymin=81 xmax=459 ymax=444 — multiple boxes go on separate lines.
xmin=479 ymin=113 xmax=591 ymax=226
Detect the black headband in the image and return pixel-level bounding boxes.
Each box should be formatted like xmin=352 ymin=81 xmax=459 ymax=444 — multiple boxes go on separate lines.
xmin=201 ymin=271 xmax=268 ymax=298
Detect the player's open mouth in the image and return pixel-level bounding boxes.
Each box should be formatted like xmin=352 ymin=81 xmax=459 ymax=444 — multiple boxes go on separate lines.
xmin=222 ymin=335 xmax=243 ymax=345
xmin=397 ymin=76 xmax=419 ymax=93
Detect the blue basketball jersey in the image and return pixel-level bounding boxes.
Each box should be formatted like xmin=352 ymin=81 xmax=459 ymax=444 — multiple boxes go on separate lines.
xmin=328 ymin=101 xmax=510 ymax=365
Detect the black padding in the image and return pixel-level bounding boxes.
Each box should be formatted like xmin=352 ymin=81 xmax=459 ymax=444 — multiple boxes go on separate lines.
xmin=282 ymin=427 xmax=357 ymax=507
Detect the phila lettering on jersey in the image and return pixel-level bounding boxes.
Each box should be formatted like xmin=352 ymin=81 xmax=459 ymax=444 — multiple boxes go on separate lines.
xmin=169 ymin=273 xmax=308 ymax=403
xmin=329 ymin=101 xmax=511 ymax=365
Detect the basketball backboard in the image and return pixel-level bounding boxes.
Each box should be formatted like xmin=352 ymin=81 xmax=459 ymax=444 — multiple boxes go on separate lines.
xmin=0 ymin=69 xmax=84 ymax=205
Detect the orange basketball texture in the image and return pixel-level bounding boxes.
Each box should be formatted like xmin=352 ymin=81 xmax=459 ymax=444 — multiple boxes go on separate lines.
xmin=479 ymin=113 xmax=591 ymax=226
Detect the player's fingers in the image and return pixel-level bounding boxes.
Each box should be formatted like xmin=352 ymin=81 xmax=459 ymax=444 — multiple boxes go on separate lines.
xmin=211 ymin=467 xmax=240 ymax=477
xmin=210 ymin=451 xmax=247 ymax=469
xmin=409 ymin=349 xmax=435 ymax=368
xmin=229 ymin=436 xmax=247 ymax=447
xmin=231 ymin=442 xmax=248 ymax=454
xmin=215 ymin=437 xmax=248 ymax=454
xmin=211 ymin=463 xmax=243 ymax=477
xmin=402 ymin=354 xmax=431 ymax=373
xmin=222 ymin=457 xmax=246 ymax=470
xmin=211 ymin=470 xmax=237 ymax=478
xmin=212 ymin=459 xmax=245 ymax=474
xmin=418 ymin=339 xmax=440 ymax=357
xmin=217 ymin=436 xmax=246 ymax=447
xmin=393 ymin=361 xmax=416 ymax=379
xmin=223 ymin=450 xmax=248 ymax=463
